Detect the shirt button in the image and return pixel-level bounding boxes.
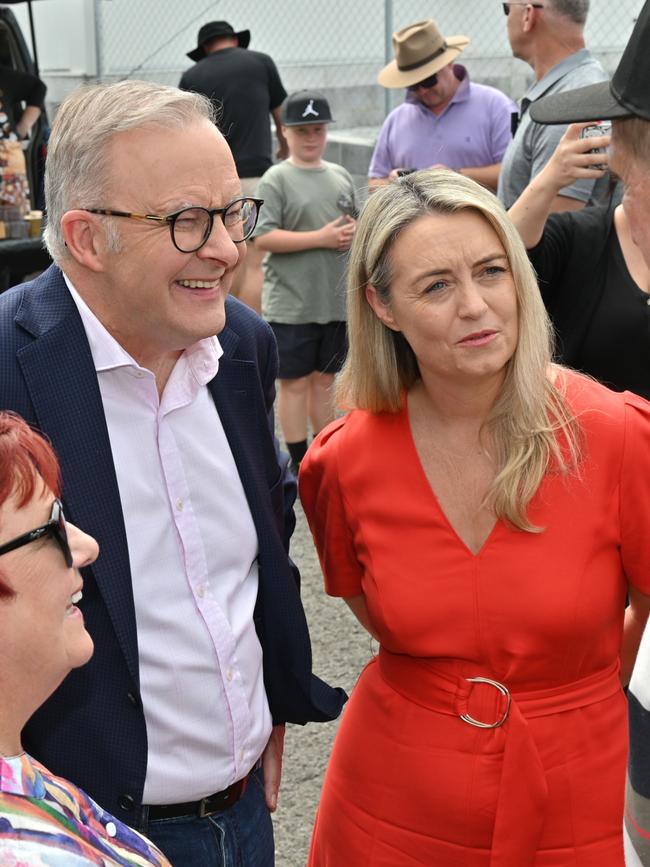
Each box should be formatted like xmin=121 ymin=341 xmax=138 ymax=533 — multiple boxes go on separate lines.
xmin=197 ymin=584 xmax=205 ymax=599
xmin=239 ymin=749 xmax=245 ymax=762
xmin=105 ymin=821 xmax=117 ymax=838
xmin=646 ymin=297 xmax=650 ymax=306
xmin=176 ymin=499 xmax=184 ymax=511
xmin=127 ymin=691 xmax=140 ymax=708
xmin=226 ymin=669 xmax=233 ymax=682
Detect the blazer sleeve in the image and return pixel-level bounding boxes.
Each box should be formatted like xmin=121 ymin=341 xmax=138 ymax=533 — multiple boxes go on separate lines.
xmin=299 ymin=416 xmax=364 ymax=598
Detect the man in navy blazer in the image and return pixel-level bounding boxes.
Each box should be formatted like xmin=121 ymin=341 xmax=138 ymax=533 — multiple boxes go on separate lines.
xmin=0 ymin=80 xmax=345 ymax=865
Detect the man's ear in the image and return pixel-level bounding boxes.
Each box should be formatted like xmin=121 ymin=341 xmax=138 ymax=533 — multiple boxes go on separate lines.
xmin=60 ymin=210 xmax=109 ymax=273
xmin=522 ymin=3 xmax=540 ymax=33
xmin=365 ymin=283 xmax=400 ymax=331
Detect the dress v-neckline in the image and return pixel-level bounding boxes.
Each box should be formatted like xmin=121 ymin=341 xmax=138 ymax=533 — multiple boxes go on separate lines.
xmin=400 ymin=403 xmax=500 ymax=558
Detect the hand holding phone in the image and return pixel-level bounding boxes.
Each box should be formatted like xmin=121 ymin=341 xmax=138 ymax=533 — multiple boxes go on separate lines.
xmin=579 ymin=121 xmax=612 ymax=171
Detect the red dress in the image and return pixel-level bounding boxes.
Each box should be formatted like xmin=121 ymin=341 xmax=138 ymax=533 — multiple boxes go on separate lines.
xmin=300 ymin=373 xmax=650 ymax=867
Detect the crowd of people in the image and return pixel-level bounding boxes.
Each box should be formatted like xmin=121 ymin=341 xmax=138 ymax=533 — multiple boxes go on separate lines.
xmin=1 ymin=0 xmax=650 ymax=865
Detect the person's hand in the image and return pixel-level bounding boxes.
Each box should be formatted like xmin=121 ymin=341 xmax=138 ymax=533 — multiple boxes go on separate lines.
xmin=14 ymin=120 xmax=30 ymax=140
xmin=276 ymin=141 xmax=289 ymax=160
xmin=538 ymin=122 xmax=611 ymax=193
xmin=262 ymin=724 xmax=285 ymax=812
xmin=319 ymin=215 xmax=356 ymax=251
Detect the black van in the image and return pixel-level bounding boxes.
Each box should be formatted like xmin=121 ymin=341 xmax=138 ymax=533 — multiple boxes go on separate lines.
xmin=0 ymin=3 xmax=47 ymax=209
xmin=0 ymin=3 xmax=50 ymax=288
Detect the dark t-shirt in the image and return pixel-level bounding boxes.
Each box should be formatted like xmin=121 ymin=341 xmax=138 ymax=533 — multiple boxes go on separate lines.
xmin=0 ymin=66 xmax=46 ymax=135
xmin=179 ymin=47 xmax=286 ymax=178
xmin=579 ymin=227 xmax=650 ymax=400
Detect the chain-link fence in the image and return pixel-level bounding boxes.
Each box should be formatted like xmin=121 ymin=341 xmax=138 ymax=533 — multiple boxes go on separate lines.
xmin=92 ymin=0 xmax=642 ymax=130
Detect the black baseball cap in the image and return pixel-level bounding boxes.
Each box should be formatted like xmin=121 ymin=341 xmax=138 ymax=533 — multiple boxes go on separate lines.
xmin=281 ymin=91 xmax=335 ymax=126
xmin=530 ymin=1 xmax=650 ymax=124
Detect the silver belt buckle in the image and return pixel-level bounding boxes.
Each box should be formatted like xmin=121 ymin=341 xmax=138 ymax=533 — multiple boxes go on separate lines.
xmin=460 ymin=676 xmax=511 ymax=729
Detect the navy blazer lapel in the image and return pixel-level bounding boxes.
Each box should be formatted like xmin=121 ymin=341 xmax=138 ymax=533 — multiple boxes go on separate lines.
xmin=15 ymin=270 xmax=140 ymax=684
xmin=208 ymin=328 xmax=279 ymax=534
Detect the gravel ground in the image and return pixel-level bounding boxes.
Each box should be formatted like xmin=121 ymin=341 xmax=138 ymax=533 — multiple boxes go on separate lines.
xmin=270 ymin=495 xmax=374 ymax=867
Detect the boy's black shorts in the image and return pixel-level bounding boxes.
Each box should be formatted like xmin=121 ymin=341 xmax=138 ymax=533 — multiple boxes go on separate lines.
xmin=269 ymin=321 xmax=348 ymax=379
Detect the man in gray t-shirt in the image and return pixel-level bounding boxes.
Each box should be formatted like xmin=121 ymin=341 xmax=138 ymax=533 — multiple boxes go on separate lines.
xmin=498 ymin=0 xmax=607 ymax=210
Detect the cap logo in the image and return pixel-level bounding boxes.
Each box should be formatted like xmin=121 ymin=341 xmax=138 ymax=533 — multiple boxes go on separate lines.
xmin=302 ymin=99 xmax=319 ymax=118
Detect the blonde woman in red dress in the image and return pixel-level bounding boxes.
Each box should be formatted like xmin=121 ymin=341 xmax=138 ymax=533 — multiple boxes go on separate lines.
xmin=300 ymin=170 xmax=650 ymax=866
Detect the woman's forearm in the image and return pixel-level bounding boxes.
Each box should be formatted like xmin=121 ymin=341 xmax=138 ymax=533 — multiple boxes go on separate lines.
xmin=621 ymin=587 xmax=650 ymax=686
xmin=508 ymin=167 xmax=563 ymax=249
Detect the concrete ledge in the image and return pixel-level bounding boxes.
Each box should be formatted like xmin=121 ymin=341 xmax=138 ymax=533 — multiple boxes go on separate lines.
xmin=325 ymin=126 xmax=377 ymax=199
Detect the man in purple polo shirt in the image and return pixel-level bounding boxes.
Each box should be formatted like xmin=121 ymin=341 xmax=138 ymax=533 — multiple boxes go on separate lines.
xmin=368 ymin=19 xmax=516 ymax=192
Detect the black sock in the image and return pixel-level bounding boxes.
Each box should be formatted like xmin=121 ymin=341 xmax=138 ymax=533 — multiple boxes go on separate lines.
xmin=286 ymin=439 xmax=308 ymax=469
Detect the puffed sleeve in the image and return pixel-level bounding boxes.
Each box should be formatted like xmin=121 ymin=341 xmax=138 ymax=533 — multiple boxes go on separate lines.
xmin=620 ymin=392 xmax=650 ymax=594
xmin=299 ymin=416 xmax=364 ymax=597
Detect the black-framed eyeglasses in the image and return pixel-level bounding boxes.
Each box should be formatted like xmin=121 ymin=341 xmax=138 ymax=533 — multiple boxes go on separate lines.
xmin=407 ymin=73 xmax=439 ymax=92
xmin=82 ymin=197 xmax=264 ymax=253
xmin=0 ymin=498 xmax=73 ymax=567
xmin=502 ymin=2 xmax=544 ymax=14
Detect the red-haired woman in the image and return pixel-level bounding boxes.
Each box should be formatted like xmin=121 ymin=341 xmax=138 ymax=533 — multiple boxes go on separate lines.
xmin=0 ymin=411 xmax=171 ymax=866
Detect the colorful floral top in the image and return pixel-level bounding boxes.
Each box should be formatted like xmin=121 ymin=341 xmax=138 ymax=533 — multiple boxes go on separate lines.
xmin=0 ymin=753 xmax=170 ymax=866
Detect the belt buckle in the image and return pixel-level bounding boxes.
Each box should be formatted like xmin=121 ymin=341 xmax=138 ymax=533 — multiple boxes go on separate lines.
xmin=198 ymin=791 xmax=228 ymax=818
xmin=460 ymin=676 xmax=511 ymax=729
xmin=198 ymin=798 xmax=214 ymax=819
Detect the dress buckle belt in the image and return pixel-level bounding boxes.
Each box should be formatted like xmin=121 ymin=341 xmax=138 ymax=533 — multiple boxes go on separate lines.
xmin=460 ymin=676 xmax=511 ymax=729
xmin=147 ymin=775 xmax=249 ymax=820
xmin=377 ymin=648 xmax=622 ymax=867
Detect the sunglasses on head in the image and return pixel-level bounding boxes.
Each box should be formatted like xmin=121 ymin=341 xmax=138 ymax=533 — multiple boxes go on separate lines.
xmin=0 ymin=498 xmax=73 ymax=567
xmin=502 ymin=2 xmax=544 ymax=14
xmin=407 ymin=73 xmax=439 ymax=91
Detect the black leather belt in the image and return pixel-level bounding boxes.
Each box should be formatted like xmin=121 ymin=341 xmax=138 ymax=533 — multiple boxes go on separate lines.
xmin=146 ymin=775 xmax=249 ymax=820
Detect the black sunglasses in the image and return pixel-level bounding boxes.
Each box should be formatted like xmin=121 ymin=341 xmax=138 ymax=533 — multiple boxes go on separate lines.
xmin=407 ymin=73 xmax=438 ymax=91
xmin=0 ymin=498 xmax=73 ymax=567
xmin=502 ymin=2 xmax=544 ymax=14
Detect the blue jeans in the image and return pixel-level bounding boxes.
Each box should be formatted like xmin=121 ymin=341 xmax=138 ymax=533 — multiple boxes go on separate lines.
xmin=142 ymin=767 xmax=274 ymax=867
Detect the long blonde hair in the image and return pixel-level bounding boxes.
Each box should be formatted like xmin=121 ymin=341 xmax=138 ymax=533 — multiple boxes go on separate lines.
xmin=337 ymin=170 xmax=580 ymax=532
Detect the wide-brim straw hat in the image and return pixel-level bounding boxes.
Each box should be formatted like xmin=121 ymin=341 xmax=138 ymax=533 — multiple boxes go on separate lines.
xmin=378 ymin=19 xmax=470 ymax=89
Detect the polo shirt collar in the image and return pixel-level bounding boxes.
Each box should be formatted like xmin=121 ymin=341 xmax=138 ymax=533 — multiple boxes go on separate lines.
xmin=525 ymin=48 xmax=593 ymax=102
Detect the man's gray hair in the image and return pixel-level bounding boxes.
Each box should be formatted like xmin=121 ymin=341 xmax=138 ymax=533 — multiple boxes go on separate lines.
xmin=43 ymin=80 xmax=216 ymax=263
xmin=548 ymin=0 xmax=589 ymax=25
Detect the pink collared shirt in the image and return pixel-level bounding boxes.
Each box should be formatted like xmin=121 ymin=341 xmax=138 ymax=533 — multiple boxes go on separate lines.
xmin=66 ymin=276 xmax=272 ymax=804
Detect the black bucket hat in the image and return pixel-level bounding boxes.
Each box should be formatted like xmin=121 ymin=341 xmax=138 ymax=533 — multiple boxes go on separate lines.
xmin=530 ymin=1 xmax=650 ymax=124
xmin=281 ymin=91 xmax=335 ymax=126
xmin=187 ymin=21 xmax=251 ymax=62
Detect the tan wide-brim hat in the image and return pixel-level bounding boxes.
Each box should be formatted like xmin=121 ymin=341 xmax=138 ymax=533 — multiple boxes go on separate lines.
xmin=378 ymin=19 xmax=470 ymax=89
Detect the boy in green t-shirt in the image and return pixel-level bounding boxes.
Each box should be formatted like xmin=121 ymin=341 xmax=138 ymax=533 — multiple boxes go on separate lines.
xmin=254 ymin=90 xmax=357 ymax=473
